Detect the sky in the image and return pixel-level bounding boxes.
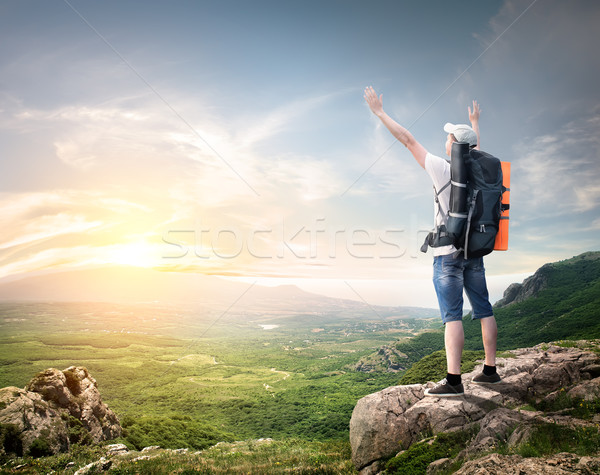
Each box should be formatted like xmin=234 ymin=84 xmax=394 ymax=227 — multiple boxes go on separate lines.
xmin=0 ymin=0 xmax=599 ymax=308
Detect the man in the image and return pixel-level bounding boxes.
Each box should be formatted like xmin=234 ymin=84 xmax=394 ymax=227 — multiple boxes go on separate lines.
xmin=364 ymin=86 xmax=500 ymax=397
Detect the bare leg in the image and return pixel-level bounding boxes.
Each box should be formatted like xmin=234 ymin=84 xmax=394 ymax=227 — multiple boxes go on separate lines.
xmin=480 ymin=316 xmax=497 ymax=366
xmin=445 ymin=320 xmax=464 ymax=374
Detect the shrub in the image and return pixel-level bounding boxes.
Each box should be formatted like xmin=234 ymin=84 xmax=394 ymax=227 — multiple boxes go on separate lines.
xmin=121 ymin=414 xmax=234 ymax=450
xmin=28 ymin=436 xmax=53 ymax=457
xmin=399 ymin=350 xmax=484 ymax=385
xmin=514 ymin=422 xmax=600 ymax=457
xmin=0 ymin=423 xmax=23 ymax=458
xmin=68 ymin=416 xmax=93 ymax=445
xmin=532 ymin=393 xmax=600 ymax=421
xmin=385 ymin=427 xmax=477 ymax=474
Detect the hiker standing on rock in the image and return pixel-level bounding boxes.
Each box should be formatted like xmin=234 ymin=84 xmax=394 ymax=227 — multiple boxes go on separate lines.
xmin=364 ymin=86 xmax=501 ymax=396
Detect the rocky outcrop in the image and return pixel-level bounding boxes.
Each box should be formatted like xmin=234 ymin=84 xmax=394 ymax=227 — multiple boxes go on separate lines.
xmin=349 ymin=342 xmax=600 ymax=474
xmin=495 ymin=251 xmax=600 ymax=308
xmin=495 ymin=264 xmax=549 ymax=307
xmin=0 ymin=387 xmax=69 ymax=456
xmin=0 ymin=366 xmax=121 ymax=457
xmin=353 ymin=345 xmax=408 ymax=373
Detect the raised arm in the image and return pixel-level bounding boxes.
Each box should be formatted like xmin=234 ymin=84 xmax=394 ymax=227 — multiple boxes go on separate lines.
xmin=364 ymin=86 xmax=428 ymax=169
xmin=469 ymin=100 xmax=481 ymax=150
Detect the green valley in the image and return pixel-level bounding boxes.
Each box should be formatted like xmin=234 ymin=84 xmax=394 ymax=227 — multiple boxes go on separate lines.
xmin=0 ymin=300 xmax=437 ymax=450
xmin=2 ymin=252 xmax=600 ymax=472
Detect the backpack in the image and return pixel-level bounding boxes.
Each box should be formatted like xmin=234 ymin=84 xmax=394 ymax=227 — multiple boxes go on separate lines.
xmin=421 ymin=142 xmax=508 ymax=259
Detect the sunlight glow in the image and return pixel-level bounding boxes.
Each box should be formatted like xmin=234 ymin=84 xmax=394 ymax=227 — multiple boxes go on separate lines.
xmin=104 ymin=241 xmax=163 ymax=269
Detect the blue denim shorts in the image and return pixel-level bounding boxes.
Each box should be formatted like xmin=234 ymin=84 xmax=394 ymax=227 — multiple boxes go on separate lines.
xmin=433 ymin=254 xmax=494 ymax=324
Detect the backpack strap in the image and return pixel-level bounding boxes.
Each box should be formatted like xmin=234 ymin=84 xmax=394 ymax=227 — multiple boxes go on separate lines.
xmin=434 ymin=180 xmax=451 ymax=218
xmin=458 ymin=189 xmax=479 ymax=259
xmin=501 ymin=185 xmax=510 ymax=212
xmin=420 ymin=225 xmax=455 ymax=253
xmin=420 ymin=180 xmax=454 ymax=253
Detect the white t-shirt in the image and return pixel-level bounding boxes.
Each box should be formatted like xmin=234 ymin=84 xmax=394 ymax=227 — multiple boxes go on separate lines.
xmin=424 ymin=152 xmax=457 ymax=256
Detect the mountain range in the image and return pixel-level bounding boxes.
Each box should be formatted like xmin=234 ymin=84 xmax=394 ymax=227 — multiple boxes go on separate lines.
xmin=0 ymin=265 xmax=435 ymax=319
xmin=2 ymin=251 xmax=597 ymax=329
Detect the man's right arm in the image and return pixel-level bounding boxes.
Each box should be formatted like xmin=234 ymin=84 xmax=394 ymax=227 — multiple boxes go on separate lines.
xmin=469 ymin=100 xmax=481 ymax=150
xmin=364 ymin=86 xmax=428 ymax=169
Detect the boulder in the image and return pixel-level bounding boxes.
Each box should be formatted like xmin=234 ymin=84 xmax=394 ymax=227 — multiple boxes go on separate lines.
xmin=141 ymin=445 xmax=161 ymax=452
xmin=566 ymin=377 xmax=600 ymax=401
xmin=349 ymin=343 xmax=600 ymax=473
xmin=26 ymin=366 xmax=121 ymax=442
xmin=106 ymin=443 xmax=129 ymax=456
xmin=426 ymin=457 xmax=451 ymax=475
xmin=349 ymin=384 xmax=424 ymax=472
xmin=0 ymin=366 xmax=121 ymax=457
xmin=0 ymin=386 xmax=69 ymax=456
xmin=581 ymin=364 xmax=600 ymax=379
xmin=466 ymin=407 xmax=532 ymax=453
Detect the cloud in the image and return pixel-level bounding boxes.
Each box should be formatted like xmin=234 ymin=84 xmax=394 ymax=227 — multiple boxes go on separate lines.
xmin=0 ymin=189 xmax=162 ymax=279
xmin=0 ymin=213 xmax=103 ymax=251
xmin=0 ymin=87 xmax=359 ymax=280
xmin=54 ymin=140 xmax=97 ymax=169
xmin=162 ymin=91 xmax=352 ymax=205
xmin=237 ymin=91 xmax=343 ymax=148
xmin=0 ymin=240 xmax=171 ymax=281
xmin=345 ymin=103 xmax=432 ymax=201
xmin=3 ymin=0 xmax=597 ymax=295
xmin=513 ymin=115 xmax=600 ymax=216
xmin=589 ymin=218 xmax=600 ymax=232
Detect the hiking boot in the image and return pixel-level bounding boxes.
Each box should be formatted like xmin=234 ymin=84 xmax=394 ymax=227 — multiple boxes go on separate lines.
xmin=423 ymin=378 xmax=464 ymax=397
xmin=472 ymin=372 xmax=502 ymax=384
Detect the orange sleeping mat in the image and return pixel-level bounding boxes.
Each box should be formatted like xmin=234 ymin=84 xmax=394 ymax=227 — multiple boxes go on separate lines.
xmin=494 ymin=161 xmax=510 ymax=251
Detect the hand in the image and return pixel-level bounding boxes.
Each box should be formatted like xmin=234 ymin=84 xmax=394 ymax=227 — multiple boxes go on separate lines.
xmin=469 ymin=100 xmax=481 ymax=149
xmin=364 ymin=86 xmax=384 ymax=117
xmin=468 ymin=100 xmax=480 ymax=124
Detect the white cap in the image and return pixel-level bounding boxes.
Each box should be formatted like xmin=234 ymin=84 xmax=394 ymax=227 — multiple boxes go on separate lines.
xmin=444 ymin=123 xmax=478 ymax=147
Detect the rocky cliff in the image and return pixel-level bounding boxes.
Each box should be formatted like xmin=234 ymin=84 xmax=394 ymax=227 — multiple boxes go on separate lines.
xmin=494 ymin=264 xmax=550 ymax=308
xmin=349 ymin=341 xmax=600 ymax=474
xmin=495 ymin=251 xmax=600 ymax=308
xmin=0 ymin=366 xmax=121 ymax=457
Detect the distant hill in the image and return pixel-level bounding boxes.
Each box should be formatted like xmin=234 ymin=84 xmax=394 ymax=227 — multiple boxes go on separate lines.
xmin=0 ymin=265 xmax=435 ymax=319
xmin=0 ymin=266 xmax=268 ymax=305
xmin=356 ymin=251 xmax=600 ymax=372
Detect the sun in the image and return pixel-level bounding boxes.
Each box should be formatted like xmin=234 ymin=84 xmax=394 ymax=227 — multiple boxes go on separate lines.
xmin=104 ymin=241 xmax=163 ymax=268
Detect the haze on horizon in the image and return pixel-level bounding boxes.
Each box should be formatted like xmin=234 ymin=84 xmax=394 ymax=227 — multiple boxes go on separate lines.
xmin=1 ymin=0 xmax=599 ymax=308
